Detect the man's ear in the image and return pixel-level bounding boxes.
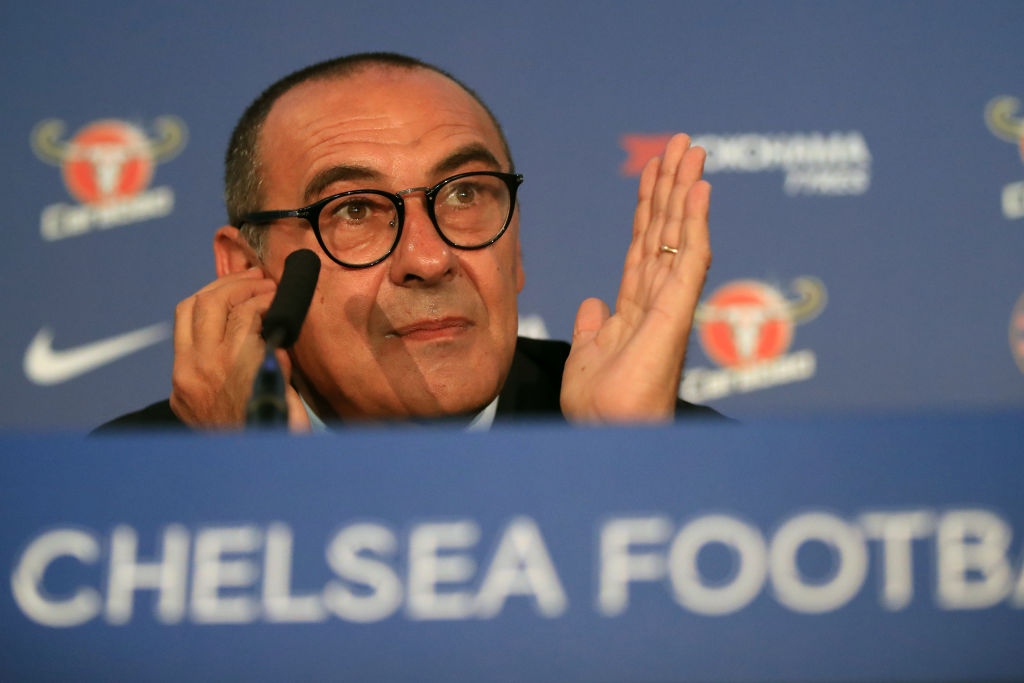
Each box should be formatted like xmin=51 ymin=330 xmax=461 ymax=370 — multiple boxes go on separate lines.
xmin=213 ymin=225 xmax=260 ymax=277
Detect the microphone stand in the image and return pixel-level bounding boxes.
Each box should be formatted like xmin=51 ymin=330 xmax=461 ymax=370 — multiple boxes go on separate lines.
xmin=242 ymin=249 xmax=320 ymax=430
xmin=246 ymin=328 xmax=288 ymax=427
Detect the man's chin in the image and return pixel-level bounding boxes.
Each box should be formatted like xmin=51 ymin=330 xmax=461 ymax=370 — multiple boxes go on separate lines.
xmin=413 ymin=373 xmax=500 ymax=417
xmin=309 ymin=335 xmax=510 ymax=421
xmin=351 ymin=385 xmax=496 ymax=421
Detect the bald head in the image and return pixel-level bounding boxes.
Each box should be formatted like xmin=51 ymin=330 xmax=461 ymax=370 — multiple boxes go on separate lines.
xmin=224 ymin=52 xmax=513 ymax=230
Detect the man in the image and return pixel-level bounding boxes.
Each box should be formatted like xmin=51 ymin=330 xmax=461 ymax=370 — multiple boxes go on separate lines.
xmin=101 ymin=53 xmax=714 ymax=430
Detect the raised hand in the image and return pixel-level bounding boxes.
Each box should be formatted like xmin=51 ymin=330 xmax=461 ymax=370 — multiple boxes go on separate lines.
xmin=560 ymin=133 xmax=711 ymax=422
xmin=169 ymin=267 xmax=310 ymax=430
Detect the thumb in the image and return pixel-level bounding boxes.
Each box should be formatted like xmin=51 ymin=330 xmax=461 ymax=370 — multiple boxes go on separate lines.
xmin=572 ymin=297 xmax=610 ymax=347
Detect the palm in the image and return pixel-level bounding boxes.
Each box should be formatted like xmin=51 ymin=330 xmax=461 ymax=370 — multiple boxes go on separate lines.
xmin=560 ymin=134 xmax=711 ymax=422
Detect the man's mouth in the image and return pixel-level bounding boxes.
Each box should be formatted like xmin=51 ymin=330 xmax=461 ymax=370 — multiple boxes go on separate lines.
xmin=387 ymin=317 xmax=472 ymax=342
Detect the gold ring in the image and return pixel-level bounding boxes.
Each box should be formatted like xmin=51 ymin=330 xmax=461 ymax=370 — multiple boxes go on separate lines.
xmin=659 ymin=244 xmax=679 ymax=255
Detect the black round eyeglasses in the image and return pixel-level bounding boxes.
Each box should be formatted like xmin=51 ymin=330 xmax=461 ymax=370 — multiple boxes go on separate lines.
xmin=236 ymin=171 xmax=524 ymax=268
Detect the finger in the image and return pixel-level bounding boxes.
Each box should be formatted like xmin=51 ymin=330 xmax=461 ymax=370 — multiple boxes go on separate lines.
xmin=640 ymin=138 xmax=694 ymax=309
xmin=175 ymin=267 xmax=266 ymax=352
xmin=216 ymin=289 xmax=278 ymax=413
xmin=659 ymin=145 xmax=707 ymax=255
xmin=672 ymin=180 xmax=712 ymax=282
xmin=184 ymin=267 xmax=268 ymax=344
xmin=632 ymin=155 xmax=661 ymax=242
xmin=191 ymin=276 xmax=276 ymax=351
xmin=650 ymin=134 xmax=690 ymax=215
xmin=623 ymin=157 xmax=661 ymax=277
xmin=619 ymin=157 xmax=662 ymax=310
xmin=217 ymin=291 xmax=278 ymax=418
xmin=571 ymin=297 xmax=611 ymax=347
xmin=223 ymin=290 xmax=276 ymax=359
xmin=664 ymin=181 xmax=712 ymax=326
xmin=677 ymin=142 xmax=707 ymax=188
xmin=635 ymin=181 xmax=712 ymax=352
xmin=173 ymin=295 xmax=196 ymax=357
xmin=194 ymin=265 xmax=266 ymax=296
xmin=644 ymin=134 xmax=691 ymax=256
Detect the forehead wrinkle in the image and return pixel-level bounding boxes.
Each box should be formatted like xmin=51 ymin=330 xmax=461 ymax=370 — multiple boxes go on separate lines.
xmin=264 ymin=71 xmax=509 ymax=203
xmin=397 ymin=119 xmax=509 ymax=179
xmin=302 ymin=111 xmax=393 ymax=144
xmin=289 ymin=115 xmax=399 ymax=200
xmin=301 ymin=119 xmax=503 ymax=195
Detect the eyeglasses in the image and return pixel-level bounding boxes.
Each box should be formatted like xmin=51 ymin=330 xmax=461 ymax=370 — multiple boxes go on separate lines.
xmin=236 ymin=171 xmax=524 ymax=268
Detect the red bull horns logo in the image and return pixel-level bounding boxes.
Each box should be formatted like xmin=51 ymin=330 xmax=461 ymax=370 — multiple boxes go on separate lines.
xmin=681 ymin=277 xmax=826 ymax=402
xmin=984 ymin=96 xmax=1024 ymax=220
xmin=31 ymin=117 xmax=186 ymax=241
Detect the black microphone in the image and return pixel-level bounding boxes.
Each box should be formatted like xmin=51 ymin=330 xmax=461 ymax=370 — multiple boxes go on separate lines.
xmin=246 ymin=249 xmax=321 ymax=427
xmin=261 ymin=248 xmax=321 ymax=349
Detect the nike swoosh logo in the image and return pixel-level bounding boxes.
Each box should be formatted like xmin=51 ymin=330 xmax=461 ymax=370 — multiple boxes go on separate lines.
xmin=24 ymin=323 xmax=171 ymax=386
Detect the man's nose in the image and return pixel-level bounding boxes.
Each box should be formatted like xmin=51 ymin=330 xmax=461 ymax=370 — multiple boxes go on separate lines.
xmin=388 ymin=195 xmax=458 ymax=286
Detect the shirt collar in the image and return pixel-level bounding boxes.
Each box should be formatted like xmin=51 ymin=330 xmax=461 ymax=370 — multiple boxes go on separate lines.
xmin=301 ymin=395 xmax=498 ymax=432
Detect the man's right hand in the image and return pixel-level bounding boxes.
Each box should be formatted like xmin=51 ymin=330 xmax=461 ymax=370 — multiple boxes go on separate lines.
xmin=169 ymin=267 xmax=282 ymax=428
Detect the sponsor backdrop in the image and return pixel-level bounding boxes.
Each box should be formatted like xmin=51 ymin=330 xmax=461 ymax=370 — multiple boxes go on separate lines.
xmin=2 ymin=0 xmax=1023 ymax=428
xmin=4 ymin=4 xmax=1024 ymax=680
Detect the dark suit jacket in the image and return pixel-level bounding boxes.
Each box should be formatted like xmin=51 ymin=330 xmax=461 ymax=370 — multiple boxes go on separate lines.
xmin=95 ymin=337 xmax=719 ymax=431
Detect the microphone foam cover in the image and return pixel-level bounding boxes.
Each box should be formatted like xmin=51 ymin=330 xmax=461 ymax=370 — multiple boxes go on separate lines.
xmin=261 ymin=249 xmax=321 ymax=348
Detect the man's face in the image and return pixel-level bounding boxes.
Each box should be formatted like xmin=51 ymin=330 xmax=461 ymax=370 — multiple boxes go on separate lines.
xmin=254 ymin=66 xmax=524 ymax=419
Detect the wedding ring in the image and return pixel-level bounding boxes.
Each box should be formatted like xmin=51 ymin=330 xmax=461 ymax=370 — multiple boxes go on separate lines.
xmin=659 ymin=244 xmax=679 ymax=254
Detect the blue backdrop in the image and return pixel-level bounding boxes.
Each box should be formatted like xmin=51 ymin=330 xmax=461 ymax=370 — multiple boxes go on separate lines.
xmin=3 ymin=0 xmax=1023 ymax=428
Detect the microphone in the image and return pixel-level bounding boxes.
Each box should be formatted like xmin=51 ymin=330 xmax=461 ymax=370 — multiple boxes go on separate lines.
xmin=246 ymin=249 xmax=321 ymax=427
xmin=261 ymin=248 xmax=321 ymax=349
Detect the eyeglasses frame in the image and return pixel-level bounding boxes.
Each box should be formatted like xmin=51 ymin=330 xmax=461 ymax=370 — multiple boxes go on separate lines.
xmin=236 ymin=170 xmax=524 ymax=269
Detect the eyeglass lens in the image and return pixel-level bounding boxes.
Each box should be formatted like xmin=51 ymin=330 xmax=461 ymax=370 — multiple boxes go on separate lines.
xmin=318 ymin=174 xmax=511 ymax=266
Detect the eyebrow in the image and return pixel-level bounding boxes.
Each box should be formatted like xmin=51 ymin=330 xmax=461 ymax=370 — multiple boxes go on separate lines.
xmin=430 ymin=144 xmax=503 ymax=177
xmin=302 ymin=143 xmax=504 ymax=203
xmin=304 ymin=165 xmax=383 ymax=203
